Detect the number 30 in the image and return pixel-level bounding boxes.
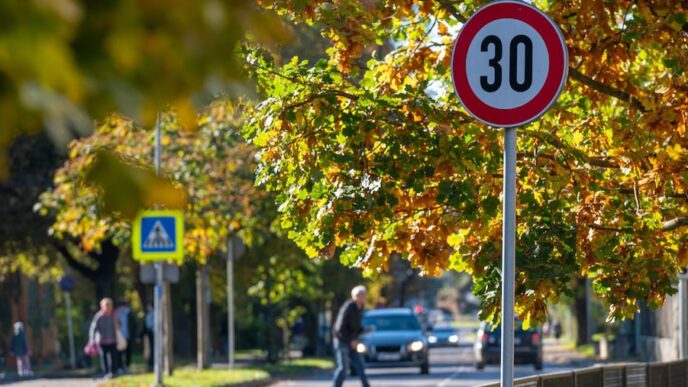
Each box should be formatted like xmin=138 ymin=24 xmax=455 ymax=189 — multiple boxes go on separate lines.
xmin=480 ymin=34 xmax=533 ymax=93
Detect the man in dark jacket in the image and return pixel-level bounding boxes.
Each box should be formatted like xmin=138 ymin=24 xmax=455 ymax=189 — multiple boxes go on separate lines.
xmin=332 ymin=285 xmax=370 ymax=387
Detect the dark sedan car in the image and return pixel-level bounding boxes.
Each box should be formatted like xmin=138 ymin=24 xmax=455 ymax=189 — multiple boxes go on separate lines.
xmin=428 ymin=326 xmax=461 ymax=348
xmin=356 ymin=308 xmax=430 ymax=374
xmin=474 ymin=321 xmax=543 ymax=370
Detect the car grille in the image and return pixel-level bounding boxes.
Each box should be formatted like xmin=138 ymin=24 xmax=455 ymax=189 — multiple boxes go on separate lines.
xmin=375 ymin=345 xmax=401 ymax=353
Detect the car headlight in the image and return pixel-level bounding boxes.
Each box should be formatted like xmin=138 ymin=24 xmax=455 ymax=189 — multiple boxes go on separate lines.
xmin=449 ymin=335 xmax=459 ymax=343
xmin=408 ymin=340 xmax=425 ymax=352
xmin=428 ymin=336 xmax=438 ymax=344
xmin=356 ymin=343 xmax=367 ymax=353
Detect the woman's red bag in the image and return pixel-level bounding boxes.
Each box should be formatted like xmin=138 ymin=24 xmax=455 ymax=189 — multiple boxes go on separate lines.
xmin=83 ymin=341 xmax=99 ymax=357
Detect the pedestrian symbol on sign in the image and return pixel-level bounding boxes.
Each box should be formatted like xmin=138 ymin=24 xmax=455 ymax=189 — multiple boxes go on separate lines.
xmin=144 ymin=221 xmax=174 ymax=249
xmin=132 ymin=210 xmax=184 ymax=262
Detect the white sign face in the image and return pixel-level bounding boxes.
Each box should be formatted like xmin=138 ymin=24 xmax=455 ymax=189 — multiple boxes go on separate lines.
xmin=465 ymin=19 xmax=549 ymax=110
xmin=451 ymin=1 xmax=568 ymax=127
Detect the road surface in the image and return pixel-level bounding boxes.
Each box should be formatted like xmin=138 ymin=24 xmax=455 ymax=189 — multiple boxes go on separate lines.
xmin=275 ymin=340 xmax=586 ymax=387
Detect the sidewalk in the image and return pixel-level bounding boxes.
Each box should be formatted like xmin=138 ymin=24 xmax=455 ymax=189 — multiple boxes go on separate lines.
xmin=1 ymin=377 xmax=101 ymax=387
xmin=1 ymin=369 xmax=103 ymax=387
xmin=542 ymin=338 xmax=596 ymax=367
xmin=0 ymin=352 xmax=260 ymax=386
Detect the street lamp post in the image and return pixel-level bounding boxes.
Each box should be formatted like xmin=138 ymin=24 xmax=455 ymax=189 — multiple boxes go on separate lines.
xmin=227 ymin=236 xmax=235 ymax=369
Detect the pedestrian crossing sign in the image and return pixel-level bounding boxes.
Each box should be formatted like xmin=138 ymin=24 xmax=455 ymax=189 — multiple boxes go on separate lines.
xmin=132 ymin=210 xmax=184 ymax=262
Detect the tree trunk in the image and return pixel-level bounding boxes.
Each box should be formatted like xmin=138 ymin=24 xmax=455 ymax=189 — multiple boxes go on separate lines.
xmin=53 ymin=238 xmax=119 ymax=303
xmin=574 ymin=276 xmax=590 ymax=346
xmin=93 ymin=240 xmax=119 ymax=301
xmin=132 ymin=261 xmax=149 ymax=307
xmin=94 ymin=276 xmax=116 ymax=302
xmin=282 ymin=303 xmax=290 ymax=361
xmin=302 ymin=303 xmax=319 ymax=356
xmin=265 ymin=267 xmax=278 ymax=363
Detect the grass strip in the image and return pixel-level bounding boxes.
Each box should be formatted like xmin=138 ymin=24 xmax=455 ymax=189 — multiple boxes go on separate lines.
xmin=101 ymin=368 xmax=269 ymax=387
xmin=101 ymin=358 xmax=333 ymax=386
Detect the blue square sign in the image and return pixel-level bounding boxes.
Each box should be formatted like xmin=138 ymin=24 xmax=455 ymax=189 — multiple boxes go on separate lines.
xmin=132 ymin=210 xmax=184 ymax=262
xmin=140 ymin=216 xmax=177 ymax=252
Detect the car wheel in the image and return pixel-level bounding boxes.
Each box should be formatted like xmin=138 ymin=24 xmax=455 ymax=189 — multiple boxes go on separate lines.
xmin=534 ymin=359 xmax=543 ymax=371
xmin=476 ymin=361 xmax=485 ymax=370
xmin=420 ymin=361 xmax=430 ymax=374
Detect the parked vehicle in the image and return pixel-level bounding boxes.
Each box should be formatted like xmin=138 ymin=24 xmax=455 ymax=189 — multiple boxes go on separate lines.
xmin=428 ymin=325 xmax=461 ymax=348
xmin=356 ymin=308 xmax=430 ymax=374
xmin=474 ymin=321 xmax=543 ymax=370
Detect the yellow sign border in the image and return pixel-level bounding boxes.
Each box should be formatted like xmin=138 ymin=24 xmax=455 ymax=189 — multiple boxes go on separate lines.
xmin=132 ymin=210 xmax=184 ymax=262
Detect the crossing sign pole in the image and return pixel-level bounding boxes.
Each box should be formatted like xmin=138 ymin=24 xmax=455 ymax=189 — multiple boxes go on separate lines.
xmin=450 ymin=2 xmax=568 ymax=386
xmin=134 ymin=207 xmax=184 ymax=379
xmin=154 ymin=117 xmax=164 ymax=387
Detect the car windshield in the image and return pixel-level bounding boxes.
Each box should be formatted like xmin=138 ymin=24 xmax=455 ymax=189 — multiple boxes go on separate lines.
xmin=363 ymin=314 xmax=422 ymax=331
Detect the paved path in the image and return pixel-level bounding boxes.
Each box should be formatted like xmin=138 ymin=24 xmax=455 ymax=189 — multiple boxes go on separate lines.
xmin=1 ymin=377 xmax=101 ymax=387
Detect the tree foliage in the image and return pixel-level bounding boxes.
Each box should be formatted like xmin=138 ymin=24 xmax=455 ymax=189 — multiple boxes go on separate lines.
xmin=37 ymin=101 xmax=260 ymax=265
xmin=0 ymin=0 xmax=290 ymax=180
xmin=244 ymin=0 xmax=688 ymax=324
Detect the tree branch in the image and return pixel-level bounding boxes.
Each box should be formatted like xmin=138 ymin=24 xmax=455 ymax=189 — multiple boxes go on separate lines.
xmin=613 ymin=187 xmax=688 ymax=199
xmin=588 ymin=217 xmax=688 ymax=233
xmin=662 ymin=217 xmax=688 ymax=232
xmin=588 ymin=224 xmax=625 ymax=232
xmin=568 ymin=67 xmax=646 ymax=111
xmin=522 ymin=129 xmax=620 ymax=169
xmin=587 ymin=157 xmax=620 ymax=169
xmin=283 ymin=91 xmax=359 ymax=111
xmin=50 ymin=239 xmax=97 ymax=278
xmin=437 ymin=0 xmax=467 ymax=23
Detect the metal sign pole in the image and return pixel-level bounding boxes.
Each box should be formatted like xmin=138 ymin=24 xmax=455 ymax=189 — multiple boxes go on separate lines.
xmin=227 ymin=237 xmax=235 ymax=369
xmin=501 ymin=127 xmax=516 ymax=387
xmin=154 ymin=115 xmax=164 ymax=386
xmin=679 ymin=272 xmax=688 ymax=359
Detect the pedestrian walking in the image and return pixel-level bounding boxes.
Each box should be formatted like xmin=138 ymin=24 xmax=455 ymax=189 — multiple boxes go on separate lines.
xmin=89 ymin=298 xmax=120 ymax=379
xmin=553 ymin=319 xmax=563 ymax=342
xmin=332 ymin=285 xmax=370 ymax=387
xmin=10 ymin=322 xmax=32 ymax=377
xmin=115 ymin=299 xmax=135 ymax=373
xmin=142 ymin=303 xmax=155 ymax=371
xmin=291 ymin=316 xmax=307 ymax=351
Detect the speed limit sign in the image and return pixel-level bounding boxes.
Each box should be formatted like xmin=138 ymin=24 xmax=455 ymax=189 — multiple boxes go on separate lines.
xmin=451 ymin=1 xmax=568 ymax=127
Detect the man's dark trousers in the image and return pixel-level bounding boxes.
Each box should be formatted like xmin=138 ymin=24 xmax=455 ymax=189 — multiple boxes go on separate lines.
xmin=332 ymin=339 xmax=370 ymax=387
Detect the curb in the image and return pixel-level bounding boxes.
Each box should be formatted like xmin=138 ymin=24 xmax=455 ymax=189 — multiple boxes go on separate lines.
xmin=222 ymin=377 xmax=273 ymax=387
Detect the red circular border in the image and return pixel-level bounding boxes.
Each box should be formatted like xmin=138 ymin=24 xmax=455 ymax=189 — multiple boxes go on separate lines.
xmin=451 ymin=1 xmax=567 ymax=127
